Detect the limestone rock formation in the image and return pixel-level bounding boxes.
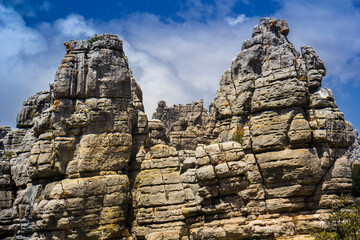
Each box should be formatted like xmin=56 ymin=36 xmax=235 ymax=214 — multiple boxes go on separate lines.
xmin=0 ymin=18 xmax=356 ymax=240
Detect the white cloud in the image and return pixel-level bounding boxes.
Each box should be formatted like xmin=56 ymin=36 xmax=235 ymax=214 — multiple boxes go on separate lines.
xmin=0 ymin=4 xmax=54 ymax=126
xmin=225 ymin=14 xmax=249 ymax=26
xmin=0 ymin=5 xmax=45 ymax=60
xmin=124 ymin=40 xmax=192 ymax=116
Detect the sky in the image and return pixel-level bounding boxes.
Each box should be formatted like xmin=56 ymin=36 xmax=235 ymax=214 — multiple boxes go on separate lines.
xmin=0 ymin=0 xmax=360 ymax=131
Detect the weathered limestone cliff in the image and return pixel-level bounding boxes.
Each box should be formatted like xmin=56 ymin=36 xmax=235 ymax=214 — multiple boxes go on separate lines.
xmin=0 ymin=18 xmax=355 ymax=240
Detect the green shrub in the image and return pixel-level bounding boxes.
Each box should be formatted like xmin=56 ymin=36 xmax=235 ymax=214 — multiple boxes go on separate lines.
xmin=352 ymin=164 xmax=360 ymax=198
xmin=88 ymin=34 xmax=104 ymax=43
xmin=312 ymin=195 xmax=360 ymax=240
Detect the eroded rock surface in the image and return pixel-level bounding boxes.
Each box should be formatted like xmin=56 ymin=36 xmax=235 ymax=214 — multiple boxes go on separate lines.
xmin=0 ymin=18 xmax=355 ymax=240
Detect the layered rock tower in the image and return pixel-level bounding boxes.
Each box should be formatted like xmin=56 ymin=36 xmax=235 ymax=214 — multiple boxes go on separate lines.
xmin=1 ymin=35 xmax=148 ymax=239
xmin=0 ymin=18 xmax=355 ymax=239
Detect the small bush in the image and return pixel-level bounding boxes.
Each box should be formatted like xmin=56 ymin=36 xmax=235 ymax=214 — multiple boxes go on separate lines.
xmin=312 ymin=195 xmax=360 ymax=240
xmin=242 ymin=173 xmax=252 ymax=185
xmin=4 ymin=151 xmax=14 ymax=159
xmin=231 ymin=127 xmax=244 ymax=143
xmin=88 ymin=34 xmax=104 ymax=43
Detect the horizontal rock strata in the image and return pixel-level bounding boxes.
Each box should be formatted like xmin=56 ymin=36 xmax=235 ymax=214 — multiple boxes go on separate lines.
xmin=0 ymin=18 xmax=356 ymax=240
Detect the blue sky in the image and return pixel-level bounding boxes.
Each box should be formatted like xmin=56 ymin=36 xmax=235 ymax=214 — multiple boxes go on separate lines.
xmin=0 ymin=0 xmax=360 ymax=131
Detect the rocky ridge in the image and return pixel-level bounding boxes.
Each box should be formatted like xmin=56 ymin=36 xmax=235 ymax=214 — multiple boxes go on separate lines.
xmin=0 ymin=18 xmax=356 ymax=239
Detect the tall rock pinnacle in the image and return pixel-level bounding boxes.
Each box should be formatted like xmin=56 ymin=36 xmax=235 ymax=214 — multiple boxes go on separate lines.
xmin=1 ymin=34 xmax=149 ymax=239
xmin=210 ymin=17 xmax=354 ymax=237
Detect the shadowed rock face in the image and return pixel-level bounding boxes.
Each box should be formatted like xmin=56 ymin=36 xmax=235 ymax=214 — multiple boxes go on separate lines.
xmin=0 ymin=19 xmax=355 ymax=240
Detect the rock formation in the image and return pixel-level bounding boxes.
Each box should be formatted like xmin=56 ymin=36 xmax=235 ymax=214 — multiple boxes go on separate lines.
xmin=152 ymin=100 xmax=218 ymax=150
xmin=0 ymin=18 xmax=356 ymax=239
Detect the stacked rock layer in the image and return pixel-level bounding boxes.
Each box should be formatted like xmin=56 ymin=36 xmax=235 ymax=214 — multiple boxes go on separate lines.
xmin=0 ymin=18 xmax=355 ymax=240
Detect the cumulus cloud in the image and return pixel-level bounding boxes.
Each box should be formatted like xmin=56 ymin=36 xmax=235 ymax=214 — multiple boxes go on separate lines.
xmin=0 ymin=4 xmax=52 ymax=126
xmin=123 ymin=40 xmax=192 ymax=115
xmin=0 ymin=5 xmax=45 ymax=60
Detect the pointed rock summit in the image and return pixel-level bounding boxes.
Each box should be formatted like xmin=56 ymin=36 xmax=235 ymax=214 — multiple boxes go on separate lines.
xmin=0 ymin=19 xmax=356 ymax=239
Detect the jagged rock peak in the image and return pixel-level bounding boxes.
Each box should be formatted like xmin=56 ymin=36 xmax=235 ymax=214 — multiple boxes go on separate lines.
xmin=0 ymin=34 xmax=150 ymax=239
xmin=54 ymin=34 xmax=137 ymax=101
xmin=64 ymin=34 xmax=123 ymax=53
xmin=16 ymin=34 xmax=145 ymax=130
xmin=252 ymin=17 xmax=289 ymax=37
xmin=215 ymin=17 xmax=329 ymax=134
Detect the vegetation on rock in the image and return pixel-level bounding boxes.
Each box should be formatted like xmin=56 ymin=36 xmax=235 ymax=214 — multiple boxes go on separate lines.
xmin=231 ymin=126 xmax=244 ymax=143
xmin=312 ymin=196 xmax=360 ymax=240
xmin=88 ymin=34 xmax=104 ymax=43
